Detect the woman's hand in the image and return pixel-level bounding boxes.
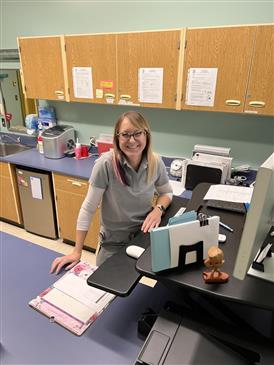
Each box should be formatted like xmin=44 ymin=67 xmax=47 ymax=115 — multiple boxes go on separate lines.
xmin=50 ymin=251 xmax=81 ymax=275
xmin=141 ymin=207 xmax=162 ymax=233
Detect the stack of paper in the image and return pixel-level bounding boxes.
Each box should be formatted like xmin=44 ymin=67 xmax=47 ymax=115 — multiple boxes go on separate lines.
xmin=203 ymin=184 xmax=253 ymax=203
xmin=29 ymin=262 xmax=115 ymax=335
xmin=193 ymin=144 xmax=231 ymax=157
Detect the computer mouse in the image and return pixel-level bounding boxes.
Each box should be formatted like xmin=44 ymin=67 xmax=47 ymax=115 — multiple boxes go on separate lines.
xmin=218 ymin=234 xmax=227 ymax=243
xmin=126 ymin=245 xmax=145 ymax=259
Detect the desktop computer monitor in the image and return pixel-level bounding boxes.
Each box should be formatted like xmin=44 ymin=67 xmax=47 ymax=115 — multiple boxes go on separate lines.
xmin=233 ymin=152 xmax=274 ymax=282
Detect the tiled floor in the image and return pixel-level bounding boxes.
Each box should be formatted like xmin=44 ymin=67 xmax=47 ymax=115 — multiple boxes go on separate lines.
xmin=0 ymin=221 xmax=156 ymax=287
xmin=0 ymin=221 xmax=96 ymax=264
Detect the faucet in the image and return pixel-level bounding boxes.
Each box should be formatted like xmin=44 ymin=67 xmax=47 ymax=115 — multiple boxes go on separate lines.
xmin=0 ymin=134 xmax=21 ymax=144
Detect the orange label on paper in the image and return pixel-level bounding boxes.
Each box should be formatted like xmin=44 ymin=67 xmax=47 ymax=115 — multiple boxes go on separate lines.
xmin=100 ymin=80 xmax=114 ymax=90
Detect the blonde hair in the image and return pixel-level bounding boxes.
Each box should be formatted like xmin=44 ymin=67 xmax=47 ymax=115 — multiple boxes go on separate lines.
xmin=112 ymin=111 xmax=158 ymax=185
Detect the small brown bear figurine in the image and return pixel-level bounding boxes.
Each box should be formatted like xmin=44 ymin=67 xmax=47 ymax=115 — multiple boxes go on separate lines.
xmin=203 ymin=246 xmax=229 ymax=283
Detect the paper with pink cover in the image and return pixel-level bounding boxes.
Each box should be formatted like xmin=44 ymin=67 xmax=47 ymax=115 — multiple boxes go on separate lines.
xmin=29 ymin=262 xmax=115 ymax=336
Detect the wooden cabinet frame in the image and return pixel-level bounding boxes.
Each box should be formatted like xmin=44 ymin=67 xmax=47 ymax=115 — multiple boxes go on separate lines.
xmin=0 ymin=162 xmax=23 ymax=225
xmin=53 ymin=173 xmax=100 ymax=251
xmin=18 ymin=35 xmax=69 ymax=101
xmin=18 ymin=24 xmax=274 ymax=115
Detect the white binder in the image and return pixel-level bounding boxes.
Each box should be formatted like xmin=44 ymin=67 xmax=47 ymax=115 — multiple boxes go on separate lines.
xmin=169 ymin=216 xmax=220 ymax=267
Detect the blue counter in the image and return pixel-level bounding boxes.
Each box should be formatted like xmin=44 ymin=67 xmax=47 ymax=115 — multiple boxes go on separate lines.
xmin=1 ymin=149 xmax=191 ymax=199
xmin=0 ymin=148 xmax=98 ymax=180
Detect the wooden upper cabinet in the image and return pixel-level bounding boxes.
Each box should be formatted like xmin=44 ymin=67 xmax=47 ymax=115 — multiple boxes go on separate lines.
xmin=244 ymin=25 xmax=274 ymax=116
xmin=117 ymin=30 xmax=181 ymax=109
xmin=65 ymin=34 xmax=117 ymax=104
xmin=18 ymin=36 xmax=68 ymax=101
xmin=181 ymin=26 xmax=256 ymax=113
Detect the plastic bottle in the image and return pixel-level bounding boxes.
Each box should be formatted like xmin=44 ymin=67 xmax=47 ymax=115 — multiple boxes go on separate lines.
xmin=37 ymin=135 xmax=44 ymax=154
xmin=37 ymin=123 xmax=44 ymax=154
xmin=74 ymin=138 xmax=82 ymax=159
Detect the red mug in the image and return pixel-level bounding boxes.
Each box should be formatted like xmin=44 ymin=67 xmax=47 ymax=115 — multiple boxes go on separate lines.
xmin=81 ymin=145 xmax=89 ymax=157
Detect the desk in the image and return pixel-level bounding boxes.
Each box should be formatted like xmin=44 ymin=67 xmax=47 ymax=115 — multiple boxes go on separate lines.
xmin=134 ymin=183 xmax=274 ymax=364
xmin=1 ymin=232 xmax=171 ymax=365
xmin=87 ymin=197 xmax=188 ymax=296
xmin=137 ymin=183 xmax=274 ymax=312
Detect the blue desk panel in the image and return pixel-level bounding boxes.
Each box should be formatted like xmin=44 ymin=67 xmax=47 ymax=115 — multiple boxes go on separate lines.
xmin=1 ymin=232 xmax=168 ymax=364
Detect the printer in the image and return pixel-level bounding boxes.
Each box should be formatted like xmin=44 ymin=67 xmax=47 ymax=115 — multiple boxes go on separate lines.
xmin=42 ymin=125 xmax=75 ymax=159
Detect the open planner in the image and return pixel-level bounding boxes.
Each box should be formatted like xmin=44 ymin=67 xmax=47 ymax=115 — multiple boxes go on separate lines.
xmin=29 ymin=262 xmax=116 ymax=335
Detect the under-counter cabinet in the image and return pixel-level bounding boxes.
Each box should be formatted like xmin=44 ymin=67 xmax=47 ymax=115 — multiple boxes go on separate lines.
xmin=65 ymin=34 xmax=117 ymax=104
xmin=0 ymin=162 xmax=23 ymax=225
xmin=53 ymin=173 xmax=100 ymax=251
xmin=18 ymin=36 xmax=69 ymax=101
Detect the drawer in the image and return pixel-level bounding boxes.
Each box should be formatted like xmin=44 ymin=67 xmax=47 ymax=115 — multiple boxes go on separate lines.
xmin=53 ymin=173 xmax=89 ymax=195
xmin=0 ymin=161 xmax=11 ymax=178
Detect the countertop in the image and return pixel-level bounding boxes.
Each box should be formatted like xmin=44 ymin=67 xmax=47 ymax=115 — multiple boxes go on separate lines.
xmin=0 ymin=148 xmax=98 ymax=180
xmin=0 ymin=148 xmax=191 ymax=198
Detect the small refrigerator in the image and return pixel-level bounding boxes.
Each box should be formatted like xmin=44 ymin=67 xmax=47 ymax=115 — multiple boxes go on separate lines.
xmin=16 ymin=166 xmax=57 ymax=239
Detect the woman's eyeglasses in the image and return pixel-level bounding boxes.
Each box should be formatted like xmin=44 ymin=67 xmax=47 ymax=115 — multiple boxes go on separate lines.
xmin=117 ymin=130 xmax=147 ymax=141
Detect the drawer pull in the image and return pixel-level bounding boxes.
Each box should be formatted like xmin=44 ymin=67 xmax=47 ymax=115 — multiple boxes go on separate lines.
xmin=225 ymin=99 xmax=241 ymax=106
xmin=248 ymin=101 xmax=265 ymax=108
xmin=67 ymin=179 xmax=86 ymax=187
xmin=55 ymin=90 xmax=64 ymax=95
xmin=105 ymin=93 xmax=115 ymax=98
xmin=72 ymin=182 xmax=82 ymax=187
xmin=120 ymin=94 xmax=131 ymax=100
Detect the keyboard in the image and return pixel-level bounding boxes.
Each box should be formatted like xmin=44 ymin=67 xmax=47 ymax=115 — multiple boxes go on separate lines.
xmin=206 ymin=199 xmax=246 ymax=213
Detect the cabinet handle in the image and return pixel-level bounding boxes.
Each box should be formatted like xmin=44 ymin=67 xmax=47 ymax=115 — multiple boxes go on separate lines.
xmin=225 ymin=100 xmax=241 ymax=106
xmin=105 ymin=93 xmax=115 ymax=98
xmin=248 ymin=101 xmax=265 ymax=108
xmin=54 ymin=90 xmax=64 ymax=95
xmin=72 ymin=182 xmax=82 ymax=187
xmin=67 ymin=179 xmax=86 ymax=187
xmin=120 ymin=94 xmax=131 ymax=100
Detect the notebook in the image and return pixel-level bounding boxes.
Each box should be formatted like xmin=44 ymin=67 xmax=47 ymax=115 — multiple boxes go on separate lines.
xmin=29 ymin=262 xmax=115 ymax=335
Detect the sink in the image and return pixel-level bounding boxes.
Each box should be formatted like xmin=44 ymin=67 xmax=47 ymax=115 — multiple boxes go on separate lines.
xmin=0 ymin=143 xmax=32 ymax=157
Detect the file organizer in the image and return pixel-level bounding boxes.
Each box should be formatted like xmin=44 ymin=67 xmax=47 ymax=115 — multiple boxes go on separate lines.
xmin=151 ymin=215 xmax=219 ymax=272
xmin=29 ymin=262 xmax=115 ymax=335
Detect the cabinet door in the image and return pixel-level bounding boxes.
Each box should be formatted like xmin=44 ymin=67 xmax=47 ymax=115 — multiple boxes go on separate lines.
xmin=0 ymin=163 xmax=23 ymax=224
xmin=181 ymin=26 xmax=256 ymax=113
xmin=244 ymin=25 xmax=274 ymax=116
xmin=117 ymin=30 xmax=181 ymax=109
xmin=53 ymin=174 xmax=100 ymax=251
xmin=18 ymin=36 xmax=68 ymax=101
xmin=65 ymin=34 xmax=117 ymax=104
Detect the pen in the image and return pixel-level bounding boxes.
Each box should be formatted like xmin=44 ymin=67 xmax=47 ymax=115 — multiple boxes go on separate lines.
xmin=219 ymin=221 xmax=233 ymax=232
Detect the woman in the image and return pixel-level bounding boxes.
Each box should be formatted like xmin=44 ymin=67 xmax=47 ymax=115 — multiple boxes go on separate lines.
xmin=50 ymin=111 xmax=172 ymax=274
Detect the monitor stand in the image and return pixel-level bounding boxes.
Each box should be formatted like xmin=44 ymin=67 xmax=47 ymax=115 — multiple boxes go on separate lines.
xmin=248 ymin=226 xmax=274 ymax=283
xmin=248 ymin=249 xmax=274 ymax=283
